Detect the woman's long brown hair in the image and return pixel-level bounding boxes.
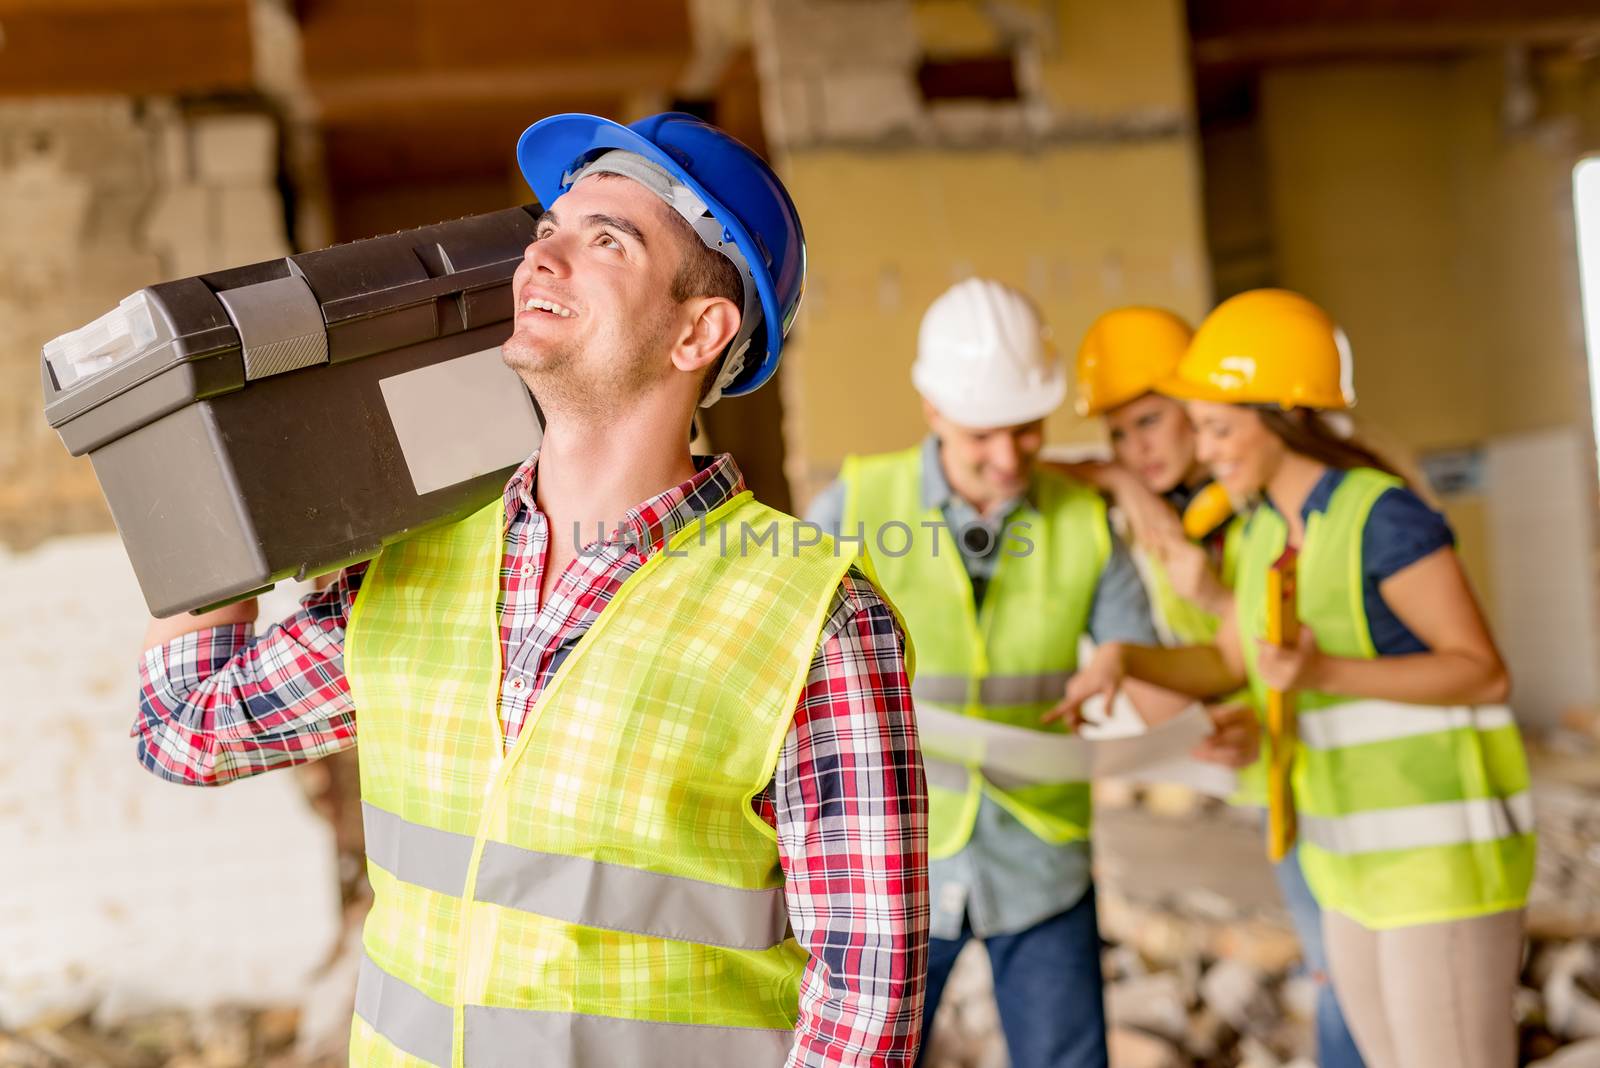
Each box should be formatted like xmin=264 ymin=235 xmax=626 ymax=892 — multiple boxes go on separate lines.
xmin=1256 ymin=408 xmax=1407 ymax=483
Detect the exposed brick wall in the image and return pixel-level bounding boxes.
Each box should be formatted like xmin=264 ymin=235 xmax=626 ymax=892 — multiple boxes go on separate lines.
xmin=2 ymin=100 xmax=288 ymax=550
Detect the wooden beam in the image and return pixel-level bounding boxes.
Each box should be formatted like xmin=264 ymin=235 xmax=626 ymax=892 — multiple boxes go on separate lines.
xmin=297 ymin=0 xmax=690 ymax=124
xmin=0 ymin=0 xmax=252 ymax=96
xmin=298 ymin=0 xmax=691 ymax=81
xmin=1190 ymin=0 xmax=1600 ymax=38
xmin=310 ymin=54 xmax=685 ymax=123
xmin=321 ymin=94 xmax=623 ymax=187
xmin=1194 ymin=17 xmax=1600 ymax=66
xmin=0 ymin=0 xmax=239 ymax=11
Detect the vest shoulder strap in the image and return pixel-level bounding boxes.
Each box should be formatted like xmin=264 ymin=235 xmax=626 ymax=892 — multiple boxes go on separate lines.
xmin=839 ymin=446 xmax=924 ymax=529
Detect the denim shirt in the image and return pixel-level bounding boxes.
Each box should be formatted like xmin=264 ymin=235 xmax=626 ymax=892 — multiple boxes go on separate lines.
xmin=807 ymin=435 xmax=1159 ymax=938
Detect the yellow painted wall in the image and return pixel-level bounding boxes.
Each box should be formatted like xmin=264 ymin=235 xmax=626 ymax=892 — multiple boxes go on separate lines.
xmin=1259 ymin=65 xmax=1487 ymax=450
xmin=1261 ymin=58 xmax=1596 ymax=447
xmin=1256 ymin=57 xmax=1600 ymax=622
xmin=778 ymin=0 xmax=1208 ymax=500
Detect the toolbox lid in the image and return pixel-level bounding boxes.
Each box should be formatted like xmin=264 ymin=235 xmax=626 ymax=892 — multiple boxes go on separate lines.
xmin=42 ymin=204 xmax=541 ymax=443
xmin=41 ymin=274 xmax=244 ymax=436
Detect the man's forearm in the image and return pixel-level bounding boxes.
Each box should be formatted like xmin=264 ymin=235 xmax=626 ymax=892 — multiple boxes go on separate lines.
xmin=1122 ymin=677 xmax=1199 ymax=727
xmin=135 ymin=565 xmax=365 ymax=785
xmin=144 ymin=598 xmax=259 ymax=651
xmin=1123 ymin=641 xmax=1245 ymax=700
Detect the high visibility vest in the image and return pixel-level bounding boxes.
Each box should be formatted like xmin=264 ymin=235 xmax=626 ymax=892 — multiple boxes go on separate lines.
xmin=1138 ymin=517 xmax=1241 ymax=647
xmin=1134 ymin=518 xmax=1268 ymax=808
xmin=344 ymin=491 xmax=853 ymax=1067
xmin=840 ymin=445 xmax=1108 ymax=860
xmin=1236 ymin=467 xmax=1536 ymax=930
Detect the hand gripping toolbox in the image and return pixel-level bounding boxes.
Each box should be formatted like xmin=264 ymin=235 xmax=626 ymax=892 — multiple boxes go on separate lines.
xmin=41 ymin=206 xmax=545 ymax=617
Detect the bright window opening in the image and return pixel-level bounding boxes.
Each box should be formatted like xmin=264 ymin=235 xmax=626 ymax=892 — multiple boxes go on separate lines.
xmin=1574 ymin=157 xmax=1600 ymax=465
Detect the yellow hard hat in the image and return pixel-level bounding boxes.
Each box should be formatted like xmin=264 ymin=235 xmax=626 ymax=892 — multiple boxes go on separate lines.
xmin=1073 ymin=306 xmax=1194 ymax=417
xmin=1160 ymin=289 xmax=1354 ymax=410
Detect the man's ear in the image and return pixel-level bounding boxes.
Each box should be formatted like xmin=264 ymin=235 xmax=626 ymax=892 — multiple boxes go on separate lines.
xmin=669 ymin=297 xmax=741 ymax=375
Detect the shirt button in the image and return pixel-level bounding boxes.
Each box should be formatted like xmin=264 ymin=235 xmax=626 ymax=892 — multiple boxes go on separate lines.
xmin=508 ymin=676 xmax=527 ymax=692
xmin=519 ymin=562 xmax=535 ymax=579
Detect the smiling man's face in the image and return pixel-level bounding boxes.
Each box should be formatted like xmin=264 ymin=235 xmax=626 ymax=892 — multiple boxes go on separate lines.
xmin=502 ymin=174 xmax=693 ymax=420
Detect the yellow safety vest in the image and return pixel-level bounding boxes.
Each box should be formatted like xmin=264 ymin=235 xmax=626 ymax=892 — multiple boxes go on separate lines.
xmin=1134 ymin=516 xmax=1268 ymax=808
xmin=840 ymin=445 xmax=1108 ymax=860
xmin=344 ymin=491 xmax=853 ymax=1067
xmin=1137 ymin=516 xmax=1240 ymax=647
xmin=1236 ymin=467 xmax=1536 ymax=929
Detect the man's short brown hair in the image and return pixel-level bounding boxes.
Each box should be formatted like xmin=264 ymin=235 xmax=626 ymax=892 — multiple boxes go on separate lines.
xmin=664 ymin=214 xmax=744 ymax=402
xmin=592 ymin=171 xmax=746 ymax=401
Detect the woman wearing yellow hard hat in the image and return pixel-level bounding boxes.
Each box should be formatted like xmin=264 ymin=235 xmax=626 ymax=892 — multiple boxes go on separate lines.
xmin=1069 ymin=304 xmax=1368 ymax=1068
xmin=1073 ymin=306 xmax=1240 ymax=639
xmin=1054 ymin=289 xmax=1534 ymax=1068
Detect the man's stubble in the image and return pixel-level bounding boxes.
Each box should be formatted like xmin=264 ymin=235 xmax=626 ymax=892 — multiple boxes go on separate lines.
xmin=505 ymin=306 xmax=675 ymax=427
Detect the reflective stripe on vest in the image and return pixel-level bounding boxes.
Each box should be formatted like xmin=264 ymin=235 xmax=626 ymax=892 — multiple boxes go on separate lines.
xmin=363 ymin=803 xmax=790 ymax=950
xmin=356 ymin=953 xmax=793 ymax=1068
xmin=1299 ymin=792 xmax=1535 ymax=856
xmin=1297 ymin=702 xmax=1516 ymax=752
xmin=912 ymin=671 xmax=1073 ymax=706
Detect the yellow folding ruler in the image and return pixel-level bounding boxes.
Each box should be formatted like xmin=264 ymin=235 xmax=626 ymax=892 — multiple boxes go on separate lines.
xmin=1265 ymin=547 xmax=1300 ymax=863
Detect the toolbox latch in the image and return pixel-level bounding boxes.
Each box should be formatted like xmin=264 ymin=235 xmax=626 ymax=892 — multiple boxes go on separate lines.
xmin=216 ymin=274 xmax=329 ymax=381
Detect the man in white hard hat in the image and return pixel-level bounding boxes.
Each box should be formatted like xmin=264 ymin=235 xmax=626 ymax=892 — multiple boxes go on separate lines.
xmin=807 ymin=278 xmax=1254 ymax=1068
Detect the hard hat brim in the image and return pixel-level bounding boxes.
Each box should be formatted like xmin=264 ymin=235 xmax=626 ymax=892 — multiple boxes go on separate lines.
xmin=515 ymin=113 xmax=784 ymax=397
xmin=1153 ymin=372 xmax=1240 ymax=405
xmin=916 ymin=368 xmax=1068 ymax=430
xmin=1076 ymin=381 xmax=1156 ymax=419
xmin=1156 ymin=372 xmax=1353 ymax=410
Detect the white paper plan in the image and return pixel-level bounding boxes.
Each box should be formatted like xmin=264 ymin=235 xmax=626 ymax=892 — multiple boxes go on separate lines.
xmin=915 ymin=698 xmax=1238 ymax=797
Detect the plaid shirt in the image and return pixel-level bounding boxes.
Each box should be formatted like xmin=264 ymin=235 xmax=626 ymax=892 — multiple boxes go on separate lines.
xmin=136 ymin=453 xmax=928 ymax=1068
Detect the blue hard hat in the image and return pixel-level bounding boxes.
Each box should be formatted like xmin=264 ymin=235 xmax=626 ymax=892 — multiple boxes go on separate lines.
xmin=516 ymin=112 xmax=806 ymax=399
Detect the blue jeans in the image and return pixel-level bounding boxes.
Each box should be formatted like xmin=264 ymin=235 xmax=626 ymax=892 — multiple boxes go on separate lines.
xmin=918 ymin=888 xmax=1108 ymax=1068
xmin=1275 ymin=845 xmax=1367 ymax=1068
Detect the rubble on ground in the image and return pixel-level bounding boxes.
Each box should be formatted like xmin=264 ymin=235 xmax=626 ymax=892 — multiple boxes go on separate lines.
xmin=0 ymin=1007 xmax=331 ymax=1068
xmin=8 ymin=745 xmax=1600 ymax=1067
xmin=926 ymin=765 xmax=1600 ymax=1068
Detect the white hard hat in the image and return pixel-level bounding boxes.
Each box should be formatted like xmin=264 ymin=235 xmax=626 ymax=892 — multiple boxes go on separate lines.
xmin=912 ymin=278 xmax=1066 ymax=429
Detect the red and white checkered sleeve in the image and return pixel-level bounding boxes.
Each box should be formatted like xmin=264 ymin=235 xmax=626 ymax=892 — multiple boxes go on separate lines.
xmin=775 ymin=567 xmax=929 ymax=1068
xmin=133 ymin=563 xmax=368 ymax=786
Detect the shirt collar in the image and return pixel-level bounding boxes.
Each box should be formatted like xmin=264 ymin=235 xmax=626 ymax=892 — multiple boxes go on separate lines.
xmin=1300 ymin=466 xmax=1346 ymax=522
xmin=919 ymin=433 xmax=1036 ymax=516
xmin=503 ymin=451 xmax=747 ymax=557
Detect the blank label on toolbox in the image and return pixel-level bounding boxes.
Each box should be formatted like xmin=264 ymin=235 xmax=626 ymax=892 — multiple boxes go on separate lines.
xmin=380 ymin=347 xmax=542 ymax=495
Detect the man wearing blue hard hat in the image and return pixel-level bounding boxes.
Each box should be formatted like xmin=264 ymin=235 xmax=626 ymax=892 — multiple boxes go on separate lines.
xmin=137 ymin=113 xmax=929 ymax=1066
